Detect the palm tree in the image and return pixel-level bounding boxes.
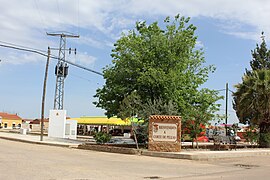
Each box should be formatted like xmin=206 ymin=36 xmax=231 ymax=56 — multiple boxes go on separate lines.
xmin=233 ymin=69 xmax=270 ymax=147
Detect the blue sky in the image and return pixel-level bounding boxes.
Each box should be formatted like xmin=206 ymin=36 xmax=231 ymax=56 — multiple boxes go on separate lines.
xmin=0 ymin=1 xmax=268 ymax=123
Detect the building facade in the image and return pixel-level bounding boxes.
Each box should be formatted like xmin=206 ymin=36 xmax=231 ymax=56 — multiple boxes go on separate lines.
xmin=0 ymin=112 xmax=22 ymax=129
xmin=22 ymin=119 xmax=49 ymax=132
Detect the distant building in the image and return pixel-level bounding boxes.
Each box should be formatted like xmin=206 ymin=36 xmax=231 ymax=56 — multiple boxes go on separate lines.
xmin=72 ymin=116 xmax=143 ymax=135
xmin=0 ymin=112 xmax=22 ymax=129
xmin=22 ymin=118 xmax=49 ymax=132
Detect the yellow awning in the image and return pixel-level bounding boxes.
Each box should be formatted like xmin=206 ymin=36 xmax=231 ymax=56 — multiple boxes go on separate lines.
xmin=72 ymin=116 xmax=133 ymax=126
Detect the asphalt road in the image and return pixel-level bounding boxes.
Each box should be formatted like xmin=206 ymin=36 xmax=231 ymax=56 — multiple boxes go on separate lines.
xmin=0 ymin=139 xmax=269 ymax=180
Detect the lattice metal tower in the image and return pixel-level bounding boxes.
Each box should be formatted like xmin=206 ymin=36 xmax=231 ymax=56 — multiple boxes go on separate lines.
xmin=47 ymin=32 xmax=79 ymax=110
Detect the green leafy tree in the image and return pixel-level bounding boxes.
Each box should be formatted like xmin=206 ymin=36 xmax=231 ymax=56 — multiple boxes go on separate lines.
xmin=138 ymin=98 xmax=179 ymax=121
xmin=118 ymin=91 xmax=179 ymax=145
xmin=117 ymin=91 xmax=143 ymax=147
xmin=117 ymin=91 xmax=142 ymax=120
xmin=94 ymin=15 xmax=221 ymax=141
xmin=233 ymin=69 xmax=270 ymax=147
xmin=184 ymin=89 xmax=221 ymax=148
xmin=233 ymin=34 xmax=270 ymax=147
xmin=249 ymin=33 xmax=270 ymax=72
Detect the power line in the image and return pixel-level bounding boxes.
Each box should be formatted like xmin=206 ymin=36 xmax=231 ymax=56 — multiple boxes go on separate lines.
xmin=77 ymin=0 xmax=80 ymax=35
xmin=0 ymin=40 xmax=47 ymax=53
xmin=216 ymin=88 xmax=234 ymax=93
xmin=56 ymin=0 xmax=61 ymax=22
xmin=219 ymin=109 xmax=236 ymax=113
xmin=33 ymin=0 xmax=48 ymax=35
xmin=0 ymin=43 xmax=49 ymax=57
xmin=69 ymin=72 xmax=92 ymax=83
xmin=216 ymin=89 xmax=226 ymax=92
xmin=65 ymin=59 xmax=103 ymax=76
xmin=0 ymin=42 xmax=103 ymax=76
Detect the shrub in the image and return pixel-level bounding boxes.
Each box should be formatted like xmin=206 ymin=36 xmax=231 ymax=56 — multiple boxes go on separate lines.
xmin=93 ymin=131 xmax=112 ymax=144
xmin=243 ymin=127 xmax=259 ymax=145
xmin=259 ymin=133 xmax=270 ymax=148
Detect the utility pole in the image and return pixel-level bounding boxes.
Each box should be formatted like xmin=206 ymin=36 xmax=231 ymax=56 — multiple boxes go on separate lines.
xmin=40 ymin=47 xmax=50 ymax=141
xmin=225 ymin=82 xmax=228 ymax=136
xmin=47 ymin=32 xmax=79 ymax=110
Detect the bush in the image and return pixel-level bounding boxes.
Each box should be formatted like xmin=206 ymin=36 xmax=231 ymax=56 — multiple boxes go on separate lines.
xmin=93 ymin=131 xmax=112 ymax=144
xmin=243 ymin=127 xmax=259 ymax=145
xmin=259 ymin=133 xmax=270 ymax=148
xmin=131 ymin=124 xmax=148 ymax=144
xmin=181 ymin=134 xmax=192 ymax=142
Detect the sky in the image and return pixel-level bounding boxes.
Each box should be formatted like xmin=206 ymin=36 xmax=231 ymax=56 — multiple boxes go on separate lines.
xmin=0 ymin=0 xmax=269 ymax=123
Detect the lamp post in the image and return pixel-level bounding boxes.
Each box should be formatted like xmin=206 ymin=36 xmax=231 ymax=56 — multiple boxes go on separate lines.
xmin=225 ymin=83 xmax=228 ymax=136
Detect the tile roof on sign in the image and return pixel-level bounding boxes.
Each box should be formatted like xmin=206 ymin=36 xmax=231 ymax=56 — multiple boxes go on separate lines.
xmin=150 ymin=115 xmax=181 ymax=120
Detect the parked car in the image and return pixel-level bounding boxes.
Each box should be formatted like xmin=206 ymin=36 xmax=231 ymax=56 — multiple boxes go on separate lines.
xmin=196 ymin=136 xmax=209 ymax=142
xmin=234 ymin=135 xmax=241 ymax=141
xmin=109 ymin=129 xmax=123 ymax=136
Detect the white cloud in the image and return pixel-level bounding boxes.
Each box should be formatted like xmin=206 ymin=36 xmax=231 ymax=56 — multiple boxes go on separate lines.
xmin=113 ymin=0 xmax=270 ymax=40
xmin=73 ymin=52 xmax=96 ymax=66
xmin=0 ymin=51 xmax=43 ymax=65
xmin=77 ymin=35 xmax=104 ymax=49
xmin=225 ymin=31 xmax=262 ymax=41
xmin=1 ymin=0 xmax=270 ymax=65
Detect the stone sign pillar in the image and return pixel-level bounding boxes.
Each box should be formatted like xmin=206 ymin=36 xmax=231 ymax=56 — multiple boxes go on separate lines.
xmin=148 ymin=115 xmax=181 ymax=152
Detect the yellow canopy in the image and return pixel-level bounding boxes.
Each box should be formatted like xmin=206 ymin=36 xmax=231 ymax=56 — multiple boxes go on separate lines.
xmin=72 ymin=116 xmax=135 ymax=126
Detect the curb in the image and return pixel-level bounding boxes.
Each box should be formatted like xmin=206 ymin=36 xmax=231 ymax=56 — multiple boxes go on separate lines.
xmin=0 ymin=136 xmax=79 ymax=148
xmin=2 ymin=135 xmax=270 ymax=161
xmin=141 ymin=150 xmax=192 ymax=160
xmin=78 ymin=144 xmax=141 ymax=155
xmin=141 ymin=149 xmax=270 ymax=161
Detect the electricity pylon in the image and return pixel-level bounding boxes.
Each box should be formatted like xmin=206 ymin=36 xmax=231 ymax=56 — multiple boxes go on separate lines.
xmin=47 ymin=32 xmax=79 ymax=110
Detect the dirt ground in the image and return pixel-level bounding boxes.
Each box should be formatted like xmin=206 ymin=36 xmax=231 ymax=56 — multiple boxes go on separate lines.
xmin=0 ymin=139 xmax=269 ymax=180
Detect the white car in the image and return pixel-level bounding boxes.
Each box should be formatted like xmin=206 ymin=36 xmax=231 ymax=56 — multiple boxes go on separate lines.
xmin=234 ymin=136 xmax=241 ymax=141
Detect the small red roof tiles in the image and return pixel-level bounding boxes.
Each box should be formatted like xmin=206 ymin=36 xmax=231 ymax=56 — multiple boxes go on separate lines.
xmin=22 ymin=118 xmax=49 ymax=124
xmin=0 ymin=112 xmax=22 ymax=120
xmin=150 ymin=115 xmax=181 ymax=120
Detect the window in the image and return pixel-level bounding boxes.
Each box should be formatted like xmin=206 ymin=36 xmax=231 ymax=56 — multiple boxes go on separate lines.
xmin=65 ymin=124 xmax=70 ymax=135
xmin=4 ymin=123 xmax=7 ymax=128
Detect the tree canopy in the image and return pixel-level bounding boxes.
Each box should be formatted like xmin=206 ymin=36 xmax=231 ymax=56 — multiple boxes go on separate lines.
xmin=94 ymin=15 xmax=220 ymax=123
xmin=233 ymin=34 xmax=270 ymax=147
xmin=234 ymin=70 xmax=270 ymax=125
xmin=249 ymin=35 xmax=270 ymax=71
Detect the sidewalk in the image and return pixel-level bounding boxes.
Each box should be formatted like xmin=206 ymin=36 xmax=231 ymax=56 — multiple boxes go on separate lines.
xmin=1 ymin=131 xmax=270 ymax=161
xmin=0 ymin=131 xmax=82 ymax=148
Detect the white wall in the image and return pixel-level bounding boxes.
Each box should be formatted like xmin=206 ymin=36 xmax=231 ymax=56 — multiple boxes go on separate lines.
xmin=65 ymin=120 xmax=77 ymax=139
xmin=48 ymin=110 xmax=66 ymax=138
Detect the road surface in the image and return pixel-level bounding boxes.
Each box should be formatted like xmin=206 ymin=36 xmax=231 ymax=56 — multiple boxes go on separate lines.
xmin=0 ymin=139 xmax=269 ymax=179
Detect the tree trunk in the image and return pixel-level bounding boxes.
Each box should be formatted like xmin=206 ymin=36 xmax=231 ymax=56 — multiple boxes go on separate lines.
xmin=195 ymin=134 xmax=199 ymax=149
xmin=259 ymin=122 xmax=270 ymax=148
